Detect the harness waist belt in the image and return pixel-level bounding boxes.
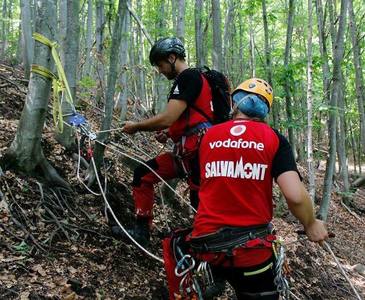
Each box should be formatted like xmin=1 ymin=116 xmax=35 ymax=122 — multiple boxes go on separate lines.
xmin=185 ymin=122 xmax=212 ymax=136
xmin=189 ymin=224 xmax=273 ymax=253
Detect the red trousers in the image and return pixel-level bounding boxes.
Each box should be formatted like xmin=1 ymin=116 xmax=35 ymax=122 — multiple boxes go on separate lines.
xmin=132 ymin=133 xmax=203 ymax=220
xmin=132 ymin=148 xmax=200 ymax=221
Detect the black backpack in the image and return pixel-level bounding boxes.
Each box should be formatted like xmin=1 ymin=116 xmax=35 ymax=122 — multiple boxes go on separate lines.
xmin=191 ymin=66 xmax=232 ymax=124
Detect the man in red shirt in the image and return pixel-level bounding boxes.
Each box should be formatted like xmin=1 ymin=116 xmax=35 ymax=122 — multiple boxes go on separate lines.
xmin=189 ymin=78 xmax=328 ymax=299
xmin=115 ymin=37 xmax=214 ymax=246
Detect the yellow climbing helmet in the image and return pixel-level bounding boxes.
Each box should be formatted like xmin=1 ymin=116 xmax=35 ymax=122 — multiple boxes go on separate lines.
xmin=233 ymin=78 xmax=273 ymax=109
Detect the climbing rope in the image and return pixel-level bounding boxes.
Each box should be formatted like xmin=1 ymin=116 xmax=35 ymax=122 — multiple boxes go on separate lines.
xmin=62 ymin=118 xmax=196 ymax=264
xmin=94 ymin=139 xmax=196 ymax=213
xmin=323 ymin=241 xmax=362 ymax=300
xmin=89 ymin=151 xmax=164 ymax=263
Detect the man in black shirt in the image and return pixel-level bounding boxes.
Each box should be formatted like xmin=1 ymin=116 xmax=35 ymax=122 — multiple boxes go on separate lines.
xmin=116 ymin=37 xmax=214 ymax=246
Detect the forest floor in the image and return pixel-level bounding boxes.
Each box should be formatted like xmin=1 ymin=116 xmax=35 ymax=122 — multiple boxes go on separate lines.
xmin=0 ymin=62 xmax=365 ymax=300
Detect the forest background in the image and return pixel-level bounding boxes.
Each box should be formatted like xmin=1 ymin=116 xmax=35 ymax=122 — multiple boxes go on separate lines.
xmin=0 ymin=0 xmax=365 ymax=299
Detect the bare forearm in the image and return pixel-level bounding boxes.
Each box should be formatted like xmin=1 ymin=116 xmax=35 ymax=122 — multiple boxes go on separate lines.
xmin=277 ymin=171 xmax=316 ymax=228
xmin=135 ymin=114 xmax=170 ymax=131
xmin=287 ymin=190 xmax=316 ymax=229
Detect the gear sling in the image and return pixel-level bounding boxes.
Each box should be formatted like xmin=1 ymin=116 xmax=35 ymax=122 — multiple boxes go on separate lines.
xmin=162 ymin=224 xmax=284 ymax=300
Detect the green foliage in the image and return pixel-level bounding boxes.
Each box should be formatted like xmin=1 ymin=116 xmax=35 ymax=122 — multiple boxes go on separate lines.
xmin=14 ymin=241 xmax=30 ymax=254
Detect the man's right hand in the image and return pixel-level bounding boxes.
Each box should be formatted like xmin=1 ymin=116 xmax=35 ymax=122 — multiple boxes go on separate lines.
xmin=305 ymin=219 xmax=328 ymax=244
xmin=155 ymin=131 xmax=168 ymax=144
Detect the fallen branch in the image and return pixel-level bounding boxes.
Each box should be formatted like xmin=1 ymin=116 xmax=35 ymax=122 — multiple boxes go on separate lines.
xmin=351 ymin=176 xmax=365 ymax=188
xmin=340 ymin=200 xmax=363 ymax=223
xmin=11 ymin=216 xmax=46 ymax=252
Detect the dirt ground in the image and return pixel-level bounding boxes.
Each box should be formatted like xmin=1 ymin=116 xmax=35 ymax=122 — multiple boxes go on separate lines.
xmin=0 ymin=63 xmax=364 ymax=299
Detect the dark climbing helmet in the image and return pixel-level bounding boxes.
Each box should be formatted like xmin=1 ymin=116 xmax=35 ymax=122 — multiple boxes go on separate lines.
xmin=149 ymin=37 xmax=186 ymax=66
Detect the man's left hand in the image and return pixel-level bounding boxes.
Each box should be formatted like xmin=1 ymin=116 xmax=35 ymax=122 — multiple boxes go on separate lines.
xmin=122 ymin=121 xmax=139 ymax=134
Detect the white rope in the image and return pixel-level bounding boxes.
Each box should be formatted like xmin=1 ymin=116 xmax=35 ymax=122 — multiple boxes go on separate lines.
xmin=323 ymin=241 xmax=363 ymax=300
xmin=90 ymin=155 xmax=164 ymax=263
xmin=75 ymin=134 xmax=102 ymax=196
xmin=96 ymin=139 xmax=197 ymax=213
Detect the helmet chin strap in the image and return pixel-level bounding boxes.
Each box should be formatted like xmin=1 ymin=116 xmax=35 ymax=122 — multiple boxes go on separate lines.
xmin=229 ymin=94 xmax=253 ymax=118
xmin=169 ymin=56 xmax=178 ymax=78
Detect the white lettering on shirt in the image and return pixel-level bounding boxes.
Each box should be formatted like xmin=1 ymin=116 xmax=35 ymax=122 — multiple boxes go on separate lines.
xmin=205 ymin=157 xmax=268 ymax=181
xmin=209 ymin=138 xmax=265 ymax=151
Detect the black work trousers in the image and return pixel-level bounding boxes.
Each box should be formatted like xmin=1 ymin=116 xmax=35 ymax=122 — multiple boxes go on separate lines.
xmin=211 ymin=258 xmax=279 ymax=300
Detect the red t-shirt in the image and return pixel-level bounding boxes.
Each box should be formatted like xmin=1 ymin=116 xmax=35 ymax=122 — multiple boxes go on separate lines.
xmin=192 ymin=119 xmax=298 ymax=267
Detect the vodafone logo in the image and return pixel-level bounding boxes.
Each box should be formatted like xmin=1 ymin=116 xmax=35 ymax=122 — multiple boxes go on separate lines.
xmin=230 ymin=125 xmax=246 ymax=136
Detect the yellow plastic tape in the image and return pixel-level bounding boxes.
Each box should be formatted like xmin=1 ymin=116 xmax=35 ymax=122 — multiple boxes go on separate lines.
xmin=32 ymin=32 xmax=75 ymax=132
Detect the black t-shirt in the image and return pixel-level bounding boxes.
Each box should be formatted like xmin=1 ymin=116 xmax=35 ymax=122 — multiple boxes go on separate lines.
xmin=168 ymin=68 xmax=202 ymax=105
xmin=272 ymin=129 xmax=302 ymax=181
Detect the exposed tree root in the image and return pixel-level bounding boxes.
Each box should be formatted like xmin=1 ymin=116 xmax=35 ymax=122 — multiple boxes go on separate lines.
xmin=39 ymin=159 xmax=71 ymax=190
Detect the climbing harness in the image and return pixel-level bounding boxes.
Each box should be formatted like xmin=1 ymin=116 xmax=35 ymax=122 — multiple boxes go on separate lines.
xmin=163 ymin=229 xmax=218 ymax=300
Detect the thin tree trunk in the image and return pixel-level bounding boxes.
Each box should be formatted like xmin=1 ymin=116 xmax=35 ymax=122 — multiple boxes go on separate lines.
xmin=348 ymin=0 xmax=365 ymax=154
xmin=2 ymin=0 xmax=68 ymax=189
xmin=83 ymin=0 xmax=93 ymax=77
xmin=95 ymin=0 xmax=106 ymax=104
xmin=153 ymin=0 xmax=168 ymax=113
xmin=349 ymin=118 xmax=358 ymax=174
xmin=249 ymin=14 xmax=255 ymax=77
xmin=195 ymin=0 xmax=204 ymax=67
xmin=58 ymin=0 xmax=67 ymax=63
xmin=89 ymin=0 xmax=127 ymax=178
xmin=262 ymin=0 xmax=278 ymax=128
xmin=136 ymin=1 xmax=146 ymax=111
xmin=176 ymin=0 xmax=185 ymax=43
xmin=306 ymin=0 xmax=315 ymax=201
xmin=337 ymin=88 xmax=350 ymax=198
xmin=315 ymin=0 xmax=331 ymax=150
xmin=284 ymin=0 xmax=296 ymax=158
xmin=1 ymin=0 xmax=8 ymax=57
xmin=117 ymin=3 xmax=130 ymax=121
xmin=319 ymin=0 xmax=348 ymax=221
xmin=223 ymin=0 xmax=235 ymax=75
xmin=212 ymin=0 xmax=222 ymax=71
xmin=56 ymin=0 xmax=80 ymax=149
xmin=20 ymin=0 xmax=34 ymax=79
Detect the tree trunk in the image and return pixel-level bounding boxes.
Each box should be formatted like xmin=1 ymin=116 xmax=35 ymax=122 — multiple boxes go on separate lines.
xmin=117 ymin=1 xmax=130 ymax=121
xmin=319 ymin=0 xmax=348 ymax=221
xmin=283 ymin=0 xmax=296 ymax=158
xmin=212 ymin=0 xmax=222 ymax=71
xmin=153 ymin=0 xmax=168 ymax=113
xmin=315 ymin=0 xmax=331 ymax=149
xmin=55 ymin=0 xmax=80 ymax=150
xmin=176 ymin=0 xmax=185 ymax=43
xmin=1 ymin=0 xmax=8 ymax=57
xmin=223 ymin=0 xmax=235 ymax=76
xmin=83 ymin=0 xmax=93 ymax=78
xmin=194 ymin=0 xmax=205 ymax=67
xmin=348 ymin=0 xmax=365 ymax=155
xmin=2 ymin=0 xmax=68 ymax=189
xmin=136 ymin=1 xmax=146 ymax=111
xmin=20 ymin=0 xmax=34 ymax=79
xmin=89 ymin=0 xmax=127 ymax=180
xmin=262 ymin=0 xmax=278 ymax=128
xmin=95 ymin=0 xmax=106 ymax=105
xmin=337 ymin=86 xmax=350 ymax=197
xmin=58 ymin=0 xmax=67 ymax=63
xmin=249 ymin=14 xmax=255 ymax=77
xmin=306 ymin=0 xmax=315 ymax=201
